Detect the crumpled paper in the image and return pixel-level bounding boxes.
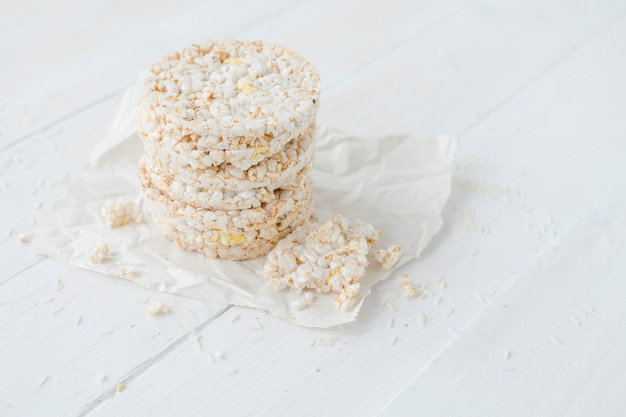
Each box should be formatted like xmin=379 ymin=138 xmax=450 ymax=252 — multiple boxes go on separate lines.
xmin=31 ymin=79 xmax=456 ymax=328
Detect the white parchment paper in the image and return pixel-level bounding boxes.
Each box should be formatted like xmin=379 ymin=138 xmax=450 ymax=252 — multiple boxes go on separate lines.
xmin=31 ymin=80 xmax=456 ymax=328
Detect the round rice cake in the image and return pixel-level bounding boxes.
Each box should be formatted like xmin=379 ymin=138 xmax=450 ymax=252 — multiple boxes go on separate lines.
xmin=150 ymin=203 xmax=314 ymax=260
xmin=138 ymin=156 xmax=312 ymax=211
xmin=138 ymin=39 xmax=320 ymax=169
xmin=157 ymin=208 xmax=312 ymax=261
xmin=140 ymin=173 xmax=314 ymax=238
xmin=145 ymin=126 xmax=314 ymax=191
xmin=139 ymin=120 xmax=315 ymax=174
xmin=139 ymin=122 xmax=315 ymax=172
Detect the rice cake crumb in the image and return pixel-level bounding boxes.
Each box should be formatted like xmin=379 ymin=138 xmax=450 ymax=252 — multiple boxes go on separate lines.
xmin=101 ymin=200 xmax=135 ymax=228
xmin=147 ymin=302 xmax=169 ymax=316
xmin=90 ymin=243 xmax=109 ymax=263
xmin=375 ymin=245 xmax=402 ymax=270
xmin=264 ymin=215 xmax=381 ymax=311
xmin=119 ymin=268 xmax=140 ymax=278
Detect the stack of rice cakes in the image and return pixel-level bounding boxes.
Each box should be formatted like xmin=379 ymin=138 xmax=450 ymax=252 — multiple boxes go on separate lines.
xmin=137 ymin=40 xmax=320 ymax=260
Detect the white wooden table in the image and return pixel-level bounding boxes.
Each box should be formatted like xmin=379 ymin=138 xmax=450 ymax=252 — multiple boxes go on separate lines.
xmin=2 ymin=1 xmax=626 ymax=415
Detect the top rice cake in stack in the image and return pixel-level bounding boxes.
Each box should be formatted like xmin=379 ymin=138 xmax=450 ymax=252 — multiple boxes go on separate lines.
xmin=137 ymin=40 xmax=321 ymax=260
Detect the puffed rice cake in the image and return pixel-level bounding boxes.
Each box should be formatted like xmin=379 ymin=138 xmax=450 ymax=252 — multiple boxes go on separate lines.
xmin=138 ymin=40 xmax=320 ymax=170
xmin=150 ymin=200 xmax=315 ymax=261
xmin=141 ymin=167 xmax=314 ymax=237
xmin=138 ymin=40 xmax=320 ymax=260
xmin=139 ymin=156 xmax=312 ymax=211
xmin=144 ymin=122 xmax=315 ymax=191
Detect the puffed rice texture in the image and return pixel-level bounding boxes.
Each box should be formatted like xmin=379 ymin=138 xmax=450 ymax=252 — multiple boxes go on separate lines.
xmin=138 ymin=40 xmax=320 ymax=166
xmin=264 ymin=215 xmax=381 ymax=311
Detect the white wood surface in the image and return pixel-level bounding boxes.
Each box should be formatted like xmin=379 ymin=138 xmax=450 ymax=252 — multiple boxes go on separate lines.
xmin=1 ymin=0 xmax=625 ymax=416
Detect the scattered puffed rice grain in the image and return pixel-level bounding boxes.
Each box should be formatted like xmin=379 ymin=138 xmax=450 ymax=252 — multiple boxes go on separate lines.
xmin=400 ymin=280 xmax=417 ymax=299
xmin=387 ymin=317 xmax=394 ymax=329
xmin=39 ymin=297 xmax=54 ymax=305
xmin=225 ymin=368 xmax=238 ymax=377
xmin=246 ymin=322 xmax=262 ymax=330
xmin=249 ymin=335 xmax=263 ymax=343
xmin=119 ymin=268 xmax=140 ymax=278
xmin=230 ymin=314 xmax=241 ymax=323
xmin=116 ymin=383 xmax=126 ymax=392
xmin=74 ymin=316 xmax=82 ymax=326
xmin=474 ymin=294 xmax=485 ymax=305
xmin=417 ymin=312 xmax=428 ymax=327
xmin=504 ymin=349 xmax=510 ymax=360
xmin=314 ymin=336 xmax=337 ymax=346
xmin=437 ymin=279 xmax=447 ymax=290
xmin=569 ymin=315 xmax=581 ymax=327
xmin=443 ymin=309 xmax=454 ymax=318
xmin=37 ymin=376 xmax=49 ymax=387
xmin=50 ymin=306 xmax=64 ymax=315
xmin=53 ymin=278 xmax=63 ymax=291
xmin=17 ymin=234 xmax=27 ymax=243
xmin=501 ymin=367 xmax=516 ymax=373
xmin=389 ymin=336 xmax=398 ymax=346
xmin=550 ymin=336 xmax=563 ymax=345
xmin=100 ymin=329 xmax=113 ymax=335
xmin=133 ymin=296 xmax=148 ymax=305
xmin=447 ymin=327 xmax=460 ymax=337
xmin=147 ymin=302 xmax=169 ymax=316
xmin=434 ymin=296 xmax=441 ymax=306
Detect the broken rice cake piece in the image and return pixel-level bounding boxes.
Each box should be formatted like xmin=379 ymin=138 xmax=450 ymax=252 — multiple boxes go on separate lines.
xmin=90 ymin=242 xmax=110 ymax=263
xmin=264 ymin=215 xmax=381 ymax=311
xmin=375 ymin=245 xmax=402 ymax=270
xmin=101 ymin=200 xmax=135 ymax=228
